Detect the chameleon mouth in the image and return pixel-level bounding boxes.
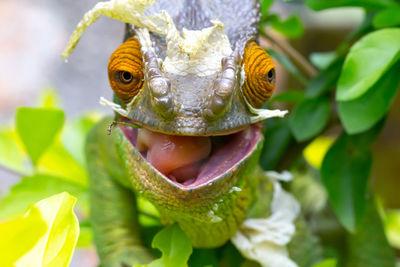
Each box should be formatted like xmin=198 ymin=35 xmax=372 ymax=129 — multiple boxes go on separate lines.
xmin=119 ymin=122 xmax=262 ymax=188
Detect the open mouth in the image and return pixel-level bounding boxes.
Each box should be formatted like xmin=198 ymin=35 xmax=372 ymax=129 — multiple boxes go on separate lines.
xmin=119 ymin=120 xmax=262 ymax=188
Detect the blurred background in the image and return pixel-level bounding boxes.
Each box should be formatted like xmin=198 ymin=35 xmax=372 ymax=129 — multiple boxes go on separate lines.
xmin=0 ymin=0 xmax=398 ymax=266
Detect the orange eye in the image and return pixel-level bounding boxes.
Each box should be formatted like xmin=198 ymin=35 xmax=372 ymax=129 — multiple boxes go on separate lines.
xmin=108 ymin=37 xmax=143 ymax=103
xmin=242 ymin=41 xmax=276 ymax=108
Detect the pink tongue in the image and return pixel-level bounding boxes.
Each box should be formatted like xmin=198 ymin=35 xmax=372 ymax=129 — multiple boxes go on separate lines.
xmin=137 ymin=128 xmax=211 ymax=183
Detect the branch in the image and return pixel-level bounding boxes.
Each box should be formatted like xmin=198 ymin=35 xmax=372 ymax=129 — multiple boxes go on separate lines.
xmin=260 ymin=29 xmax=317 ymax=78
xmin=0 ymin=164 xmax=26 ymax=177
xmin=139 ymin=211 xmax=160 ymax=222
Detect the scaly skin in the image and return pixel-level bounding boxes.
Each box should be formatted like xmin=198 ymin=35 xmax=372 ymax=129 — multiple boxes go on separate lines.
xmin=87 ymin=118 xmax=321 ymax=266
xmin=74 ymin=1 xmax=318 ymax=266
xmin=86 ymin=118 xmax=154 ymax=266
xmin=115 ymin=121 xmax=265 ymax=247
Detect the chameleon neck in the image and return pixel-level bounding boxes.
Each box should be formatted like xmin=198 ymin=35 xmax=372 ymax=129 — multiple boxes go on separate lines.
xmin=158 ymin=168 xmax=258 ymax=248
xmin=115 ymin=129 xmax=265 ymax=247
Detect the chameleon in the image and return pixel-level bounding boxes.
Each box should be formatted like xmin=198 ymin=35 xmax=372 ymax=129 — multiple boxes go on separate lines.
xmin=64 ymin=0 xmax=317 ymax=266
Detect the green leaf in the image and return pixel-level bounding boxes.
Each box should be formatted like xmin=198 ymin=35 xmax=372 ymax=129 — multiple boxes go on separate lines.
xmin=289 ymin=97 xmax=331 ymax=142
xmin=188 ymin=249 xmax=219 ymax=267
xmin=270 ymin=90 xmax=304 ymax=104
xmin=137 ymin=196 xmax=161 ymax=227
xmin=338 ymin=62 xmax=400 ymax=134
xmin=384 ymin=210 xmax=400 ymax=249
xmin=306 ymin=0 xmax=396 ymax=11
xmin=347 ymin=199 xmax=396 ymax=267
xmin=219 ymin=242 xmax=245 ymax=267
xmin=16 ymin=107 xmax=65 ymax=165
xmin=267 ymin=49 xmax=308 ymax=86
xmin=321 ymin=132 xmax=373 ymax=232
xmin=259 ymin=118 xmax=292 ymax=170
xmin=310 ymin=51 xmax=337 ymax=70
xmin=312 ymin=259 xmax=337 ymax=267
xmin=269 ymin=15 xmax=304 ymax=39
xmin=137 ymin=224 xmax=192 ymax=267
xmin=305 ymin=57 xmax=345 ymax=98
xmin=0 ymin=174 xmax=88 ymax=220
xmin=0 ymin=206 xmax=47 ymax=266
xmin=62 ymin=113 xmax=100 ymax=167
xmin=0 ymin=192 xmax=79 ymax=267
xmin=259 ymin=0 xmax=274 ymax=24
xmin=373 ymin=6 xmax=400 ymax=28
xmin=0 ymin=127 xmax=31 ymax=175
xmin=76 ymin=223 xmax=93 ymax=248
xmin=336 ymin=28 xmax=400 ymax=101
xmin=37 ymin=87 xmax=62 ymax=109
xmin=37 ymin=142 xmax=89 ymax=187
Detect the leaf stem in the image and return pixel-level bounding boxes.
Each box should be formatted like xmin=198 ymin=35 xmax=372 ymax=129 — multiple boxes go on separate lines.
xmin=0 ymin=164 xmax=26 ymax=177
xmin=260 ymin=29 xmax=317 ymax=78
xmin=139 ymin=211 xmax=160 ymax=221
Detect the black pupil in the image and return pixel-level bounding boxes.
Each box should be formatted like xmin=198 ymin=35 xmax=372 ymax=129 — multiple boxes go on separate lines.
xmin=268 ymin=69 xmax=275 ymax=79
xmin=267 ymin=69 xmax=275 ymax=82
xmin=121 ymin=71 xmax=133 ymax=83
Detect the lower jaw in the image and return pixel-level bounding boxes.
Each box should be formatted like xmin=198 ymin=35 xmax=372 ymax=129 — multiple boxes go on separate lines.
xmin=118 ymin=122 xmax=262 ymax=189
xmin=115 ymin=122 xmax=264 ymax=247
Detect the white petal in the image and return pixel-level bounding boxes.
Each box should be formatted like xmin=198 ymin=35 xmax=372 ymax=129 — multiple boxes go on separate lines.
xmin=231 ymin=172 xmax=300 ymax=267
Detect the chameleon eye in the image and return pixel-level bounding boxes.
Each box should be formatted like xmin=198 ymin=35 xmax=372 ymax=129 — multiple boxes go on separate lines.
xmin=108 ymin=37 xmax=144 ymax=103
xmin=242 ymin=41 xmax=276 ymax=108
xmin=118 ymin=71 xmax=134 ymax=84
xmin=266 ymin=68 xmax=275 ymax=84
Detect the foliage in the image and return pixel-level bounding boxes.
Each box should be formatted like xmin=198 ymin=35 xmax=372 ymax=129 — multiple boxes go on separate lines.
xmin=1 ymin=0 xmax=400 ymax=266
xmin=136 ymin=224 xmax=193 ymax=267
xmin=0 ymin=192 xmax=79 ymax=267
xmin=259 ymin=0 xmax=400 ymax=265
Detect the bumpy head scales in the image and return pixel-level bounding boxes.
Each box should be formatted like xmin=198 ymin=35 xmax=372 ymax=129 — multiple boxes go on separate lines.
xmin=64 ymin=0 xmax=288 ymax=135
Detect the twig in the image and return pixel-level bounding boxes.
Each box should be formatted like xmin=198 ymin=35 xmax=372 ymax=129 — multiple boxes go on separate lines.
xmin=260 ymin=30 xmax=317 ymax=78
xmin=0 ymin=163 xmax=26 ymax=177
xmin=139 ymin=211 xmax=160 ymax=221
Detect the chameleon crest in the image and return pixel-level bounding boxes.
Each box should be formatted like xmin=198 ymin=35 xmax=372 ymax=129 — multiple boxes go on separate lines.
xmin=63 ymin=0 xmax=287 ymax=136
xmin=66 ymin=0 xmax=297 ymax=258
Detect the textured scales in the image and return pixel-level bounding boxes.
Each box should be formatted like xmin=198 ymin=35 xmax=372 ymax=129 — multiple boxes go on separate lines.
xmin=65 ymin=1 xmax=318 ymax=266
xmin=108 ymin=37 xmax=144 ymax=103
xmin=65 ymin=0 xmax=287 ymax=135
xmin=115 ymin=126 xmax=265 ymax=247
xmin=242 ymin=41 xmax=276 ymax=108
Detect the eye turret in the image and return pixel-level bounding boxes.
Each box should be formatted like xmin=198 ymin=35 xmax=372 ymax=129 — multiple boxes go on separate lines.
xmin=108 ymin=37 xmax=144 ymax=104
xmin=242 ymin=41 xmax=276 ymax=108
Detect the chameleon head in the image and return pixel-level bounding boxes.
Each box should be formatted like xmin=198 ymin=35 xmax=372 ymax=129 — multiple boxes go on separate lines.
xmin=107 ymin=29 xmax=279 ymax=135
xmin=64 ymin=0 xmax=287 ymax=247
xmin=109 ymin=27 xmax=279 ymax=247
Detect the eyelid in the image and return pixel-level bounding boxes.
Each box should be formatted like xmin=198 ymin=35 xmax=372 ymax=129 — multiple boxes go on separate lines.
xmin=108 ymin=37 xmax=144 ymax=103
xmin=242 ymin=41 xmax=276 ymax=108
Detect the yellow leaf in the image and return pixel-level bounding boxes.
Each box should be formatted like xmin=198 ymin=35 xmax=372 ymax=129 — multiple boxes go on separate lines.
xmin=37 ymin=87 xmax=62 ymax=109
xmin=384 ymin=210 xmax=400 ymax=249
xmin=37 ymin=143 xmax=88 ymax=187
xmin=303 ymin=136 xmax=334 ymax=169
xmin=0 ymin=192 xmax=80 ymax=267
xmin=0 ymin=206 xmax=47 ymax=266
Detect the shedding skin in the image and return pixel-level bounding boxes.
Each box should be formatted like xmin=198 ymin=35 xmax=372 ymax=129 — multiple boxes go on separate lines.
xmin=242 ymin=41 xmax=276 ymax=108
xmin=108 ymin=37 xmax=144 ymax=103
xmin=65 ymin=1 xmax=309 ymax=265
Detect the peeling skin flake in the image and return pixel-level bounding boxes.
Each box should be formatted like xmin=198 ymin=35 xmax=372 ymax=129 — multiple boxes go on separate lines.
xmin=239 ymin=65 xmax=288 ymax=121
xmin=231 ymin=171 xmax=300 ymax=267
xmin=67 ymin=0 xmax=288 ymax=120
xmin=99 ymin=97 xmax=128 ymax=117
xmin=242 ymin=93 xmax=288 ymax=123
xmin=62 ymin=0 xmax=232 ymax=76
